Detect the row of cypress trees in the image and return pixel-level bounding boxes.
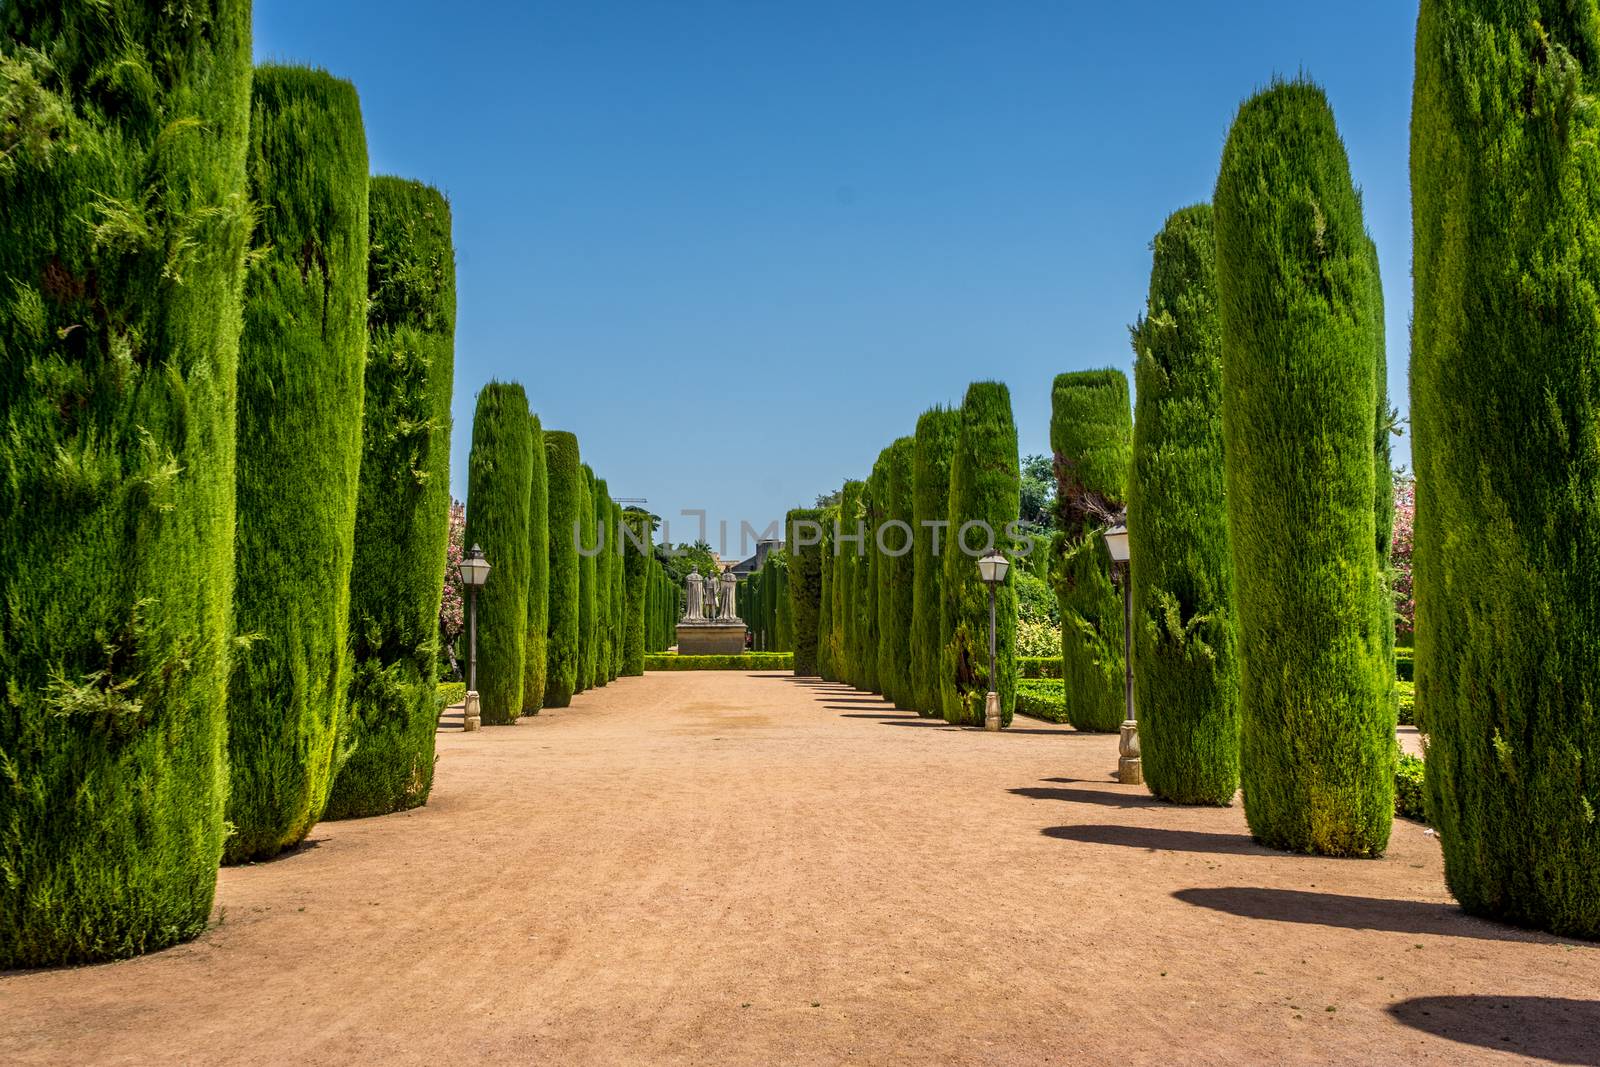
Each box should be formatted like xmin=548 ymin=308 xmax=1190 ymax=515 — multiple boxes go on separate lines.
xmin=743 ymin=553 xmax=793 ymax=652
xmin=463 ymin=401 xmax=673 ymax=722
xmin=790 ymin=383 xmax=1022 ymax=726
xmin=0 ymin=2 xmax=460 ymax=965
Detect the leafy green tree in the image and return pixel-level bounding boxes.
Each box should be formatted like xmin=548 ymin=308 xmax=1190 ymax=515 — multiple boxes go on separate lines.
xmin=1412 ymin=0 xmax=1600 ymax=934
xmin=1216 ymin=80 xmax=1392 ymax=856
xmin=1127 ymin=204 xmax=1239 ymax=805
xmin=0 ymin=0 xmax=252 ymax=965
xmin=225 ymin=67 xmax=369 ymax=862
xmin=330 ymin=178 xmax=455 ymax=820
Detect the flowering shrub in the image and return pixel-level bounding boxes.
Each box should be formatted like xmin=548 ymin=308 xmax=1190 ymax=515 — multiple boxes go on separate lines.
xmin=1392 ymin=472 xmax=1414 ymax=642
xmin=438 ymin=504 xmax=465 ymax=678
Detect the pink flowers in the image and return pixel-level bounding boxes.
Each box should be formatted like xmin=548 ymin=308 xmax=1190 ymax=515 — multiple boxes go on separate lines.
xmin=1392 ymin=474 xmax=1415 ymax=641
xmin=439 ymin=502 xmax=465 ymax=674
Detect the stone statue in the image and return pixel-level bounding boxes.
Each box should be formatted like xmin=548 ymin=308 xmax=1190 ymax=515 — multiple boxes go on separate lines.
xmin=683 ymin=570 xmax=703 ymax=622
xmin=718 ymin=570 xmax=738 ymax=621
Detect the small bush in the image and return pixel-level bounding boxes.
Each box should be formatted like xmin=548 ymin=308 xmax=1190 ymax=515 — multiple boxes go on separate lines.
xmin=645 ymin=653 xmax=794 ymax=671
xmin=1396 ymin=680 xmax=1415 ymax=727
xmin=1395 ymin=650 xmax=1413 ymax=682
xmin=1019 ymin=657 xmax=1064 ymax=679
xmin=1395 ymin=754 xmax=1427 ymax=823
xmin=437 ymin=682 xmax=466 ymax=710
xmin=1014 ymin=678 xmax=1068 ymax=723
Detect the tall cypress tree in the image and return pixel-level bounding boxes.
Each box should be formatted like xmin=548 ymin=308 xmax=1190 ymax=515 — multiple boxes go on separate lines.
xmin=1412 ymin=0 xmax=1600 ymax=935
xmin=622 ymin=510 xmax=652 ymax=675
xmin=837 ymin=483 xmax=865 ymax=686
xmin=818 ymin=506 xmax=840 ymax=680
xmin=329 ymin=178 xmax=455 ymax=820
xmin=522 ymin=414 xmax=549 ymax=714
xmin=911 ymin=407 xmax=959 ymax=717
xmin=940 ymin=383 xmax=1021 ymax=726
xmin=1128 ymin=205 xmax=1239 ymax=805
xmin=609 ymin=500 xmax=625 ymax=680
xmin=225 ymin=67 xmax=369 ymax=863
xmin=462 ymin=383 xmax=533 ymax=725
xmin=877 ymin=438 xmax=916 ymax=708
xmin=786 ymin=509 xmax=825 ymax=675
xmin=1051 ymin=370 xmax=1132 ymax=733
xmin=1216 ymin=80 xmax=1392 ymax=857
xmin=543 ymin=432 xmax=581 ymax=707
xmin=576 ymin=464 xmax=597 ymax=692
xmin=0 ymin=0 xmax=252 ymax=966
xmin=859 ymin=472 xmax=882 ymax=692
xmin=592 ymin=478 xmax=613 ymax=688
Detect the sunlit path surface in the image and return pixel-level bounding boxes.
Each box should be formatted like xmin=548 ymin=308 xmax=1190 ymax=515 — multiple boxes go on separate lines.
xmin=4 ymin=673 xmax=1594 ymax=1066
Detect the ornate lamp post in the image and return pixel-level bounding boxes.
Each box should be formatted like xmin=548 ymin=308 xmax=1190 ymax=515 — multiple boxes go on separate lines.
xmin=458 ymin=543 xmax=491 ymax=731
xmin=1103 ymin=523 xmax=1140 ymax=784
xmin=977 ymin=550 xmax=1010 ymax=732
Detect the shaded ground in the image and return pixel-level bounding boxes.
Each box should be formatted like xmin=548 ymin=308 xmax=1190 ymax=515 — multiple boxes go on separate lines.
xmin=4 ymin=673 xmax=1595 ymax=1066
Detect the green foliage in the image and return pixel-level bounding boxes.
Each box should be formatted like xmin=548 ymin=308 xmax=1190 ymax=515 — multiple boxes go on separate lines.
xmin=542 ymin=432 xmax=581 ymax=707
xmin=225 ymin=67 xmax=369 ymax=862
xmin=1216 ymin=80 xmax=1392 ymax=857
xmin=1050 ymin=369 xmax=1131 ymax=732
xmin=1412 ymin=0 xmax=1600 ymax=936
xmin=609 ymin=500 xmax=624 ymax=681
xmin=645 ymin=653 xmax=794 ymax=671
xmin=786 ymin=509 xmax=825 ymax=675
xmin=462 ymin=383 xmax=533 ymax=725
xmin=1014 ymin=678 xmax=1069 ymax=723
xmin=817 ymin=506 xmax=840 ymax=679
xmin=1019 ymin=657 xmax=1064 ymax=679
xmin=1396 ymin=680 xmax=1414 ymax=727
xmin=1395 ymin=754 xmax=1427 ymax=823
xmin=1127 ymin=204 xmax=1239 ymax=806
xmin=876 ymin=439 xmax=915 ymax=708
xmin=591 ymin=477 xmax=613 ymax=688
xmin=576 ymin=465 xmax=596 ymax=692
xmin=0 ymin=0 xmax=252 ymax=966
xmin=1395 ymin=650 xmax=1413 ymax=682
xmin=621 ymin=510 xmax=652 ymax=675
xmin=940 ymin=382 xmax=1021 ymax=726
xmin=857 ymin=471 xmax=881 ymax=693
xmin=911 ymin=407 xmax=959 ymax=716
xmin=437 ymin=681 xmax=467 ymax=710
xmin=329 ymin=177 xmax=455 ymax=821
xmin=522 ymin=415 xmax=549 ymax=713
xmin=836 ymin=481 xmax=867 ymax=687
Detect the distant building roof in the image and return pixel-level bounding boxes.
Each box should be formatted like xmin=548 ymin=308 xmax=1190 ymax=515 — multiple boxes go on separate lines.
xmin=730 ymin=539 xmax=782 ymax=577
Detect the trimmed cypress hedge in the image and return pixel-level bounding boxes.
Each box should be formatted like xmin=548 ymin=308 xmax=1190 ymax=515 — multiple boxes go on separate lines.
xmin=462 ymin=383 xmax=534 ymax=725
xmin=940 ymin=382 xmax=1021 ymax=726
xmin=225 ymin=67 xmax=369 ymax=863
xmin=911 ymin=407 xmax=960 ymax=716
xmin=877 ymin=438 xmax=916 ymax=708
xmin=1051 ymin=369 xmax=1132 ymax=733
xmin=576 ymin=465 xmax=596 ymax=692
xmin=543 ymin=432 xmax=581 ymax=706
xmin=819 ymin=505 xmax=841 ymax=680
xmin=837 ymin=485 xmax=865 ymax=685
xmin=1127 ymin=204 xmax=1239 ymax=805
xmin=0 ymin=0 xmax=252 ymax=966
xmin=858 ymin=473 xmax=881 ymax=693
xmin=328 ymin=178 xmax=455 ymax=821
xmin=609 ymin=500 xmax=625 ymax=680
xmin=775 ymin=555 xmax=794 ymax=651
xmin=522 ymin=415 xmax=549 ymax=714
xmin=1215 ymin=80 xmax=1392 ymax=857
xmin=592 ymin=478 xmax=613 ymax=688
xmin=1412 ymin=2 xmax=1600 ymax=935
xmin=622 ymin=510 xmax=652 ymax=674
xmin=786 ymin=509 xmax=826 ymax=675
xmin=645 ymin=653 xmax=794 ymax=671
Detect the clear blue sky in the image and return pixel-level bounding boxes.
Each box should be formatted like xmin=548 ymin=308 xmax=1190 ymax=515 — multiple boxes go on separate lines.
xmin=256 ymin=1 xmax=1418 ymax=559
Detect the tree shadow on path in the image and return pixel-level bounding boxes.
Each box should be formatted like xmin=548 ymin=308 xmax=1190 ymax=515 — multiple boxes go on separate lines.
xmin=1387 ymin=996 xmax=1600 ymax=1065
xmin=1043 ymin=824 xmax=1274 ymax=856
xmin=1174 ymin=887 xmax=1583 ymax=946
xmin=1009 ymin=785 xmax=1165 ymax=808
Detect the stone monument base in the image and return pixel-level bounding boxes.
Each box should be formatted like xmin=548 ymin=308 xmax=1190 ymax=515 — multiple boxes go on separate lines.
xmin=676 ymin=622 xmax=748 ymax=655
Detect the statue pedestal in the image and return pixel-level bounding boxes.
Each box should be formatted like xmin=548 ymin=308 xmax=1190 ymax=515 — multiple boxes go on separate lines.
xmin=676 ymin=621 xmax=747 ymax=655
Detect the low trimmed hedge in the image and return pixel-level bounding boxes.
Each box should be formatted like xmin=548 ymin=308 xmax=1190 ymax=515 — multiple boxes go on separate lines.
xmin=1019 ymin=657 xmax=1064 ymax=680
xmin=437 ymin=682 xmax=466 ymax=710
xmin=1395 ymin=650 xmax=1413 ymax=682
xmin=1015 ymin=678 xmax=1069 ymax=723
xmin=1395 ymin=754 xmax=1426 ymax=823
xmin=645 ymin=653 xmax=795 ymax=671
xmin=1396 ymin=679 xmax=1415 ymax=727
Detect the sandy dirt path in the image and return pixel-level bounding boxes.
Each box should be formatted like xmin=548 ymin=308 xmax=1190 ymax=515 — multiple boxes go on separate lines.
xmin=4 ymin=672 xmax=1596 ymax=1066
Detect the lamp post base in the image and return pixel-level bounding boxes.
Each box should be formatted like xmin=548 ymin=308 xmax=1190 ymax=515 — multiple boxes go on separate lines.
xmin=1117 ymin=718 xmax=1142 ymax=785
xmin=984 ymin=691 xmax=1001 ymax=732
xmin=463 ymin=690 xmax=481 ymax=732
